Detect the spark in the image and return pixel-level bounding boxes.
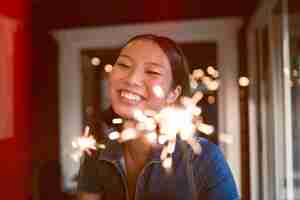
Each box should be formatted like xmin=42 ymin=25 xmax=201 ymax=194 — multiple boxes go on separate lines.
xmin=162 ymin=157 xmax=172 ymax=169
xmin=133 ymin=109 xmax=148 ymax=122
xmin=119 ymin=128 xmax=138 ymax=142
xmin=160 ymin=146 xmax=168 ymax=160
xmin=112 ymin=118 xmax=123 ymax=124
xmin=104 ymin=64 xmax=113 ymax=73
xmin=207 ymin=66 xmax=216 ymax=75
xmin=186 ymin=137 xmax=202 ymax=154
xmin=91 ymin=57 xmax=101 ymax=66
xmin=239 ymin=77 xmax=250 ymax=87
xmin=166 ymin=140 xmax=176 ymax=154
xmin=109 ymin=131 xmax=120 ymax=140
xmin=70 ymin=126 xmax=101 ymax=162
xmin=190 ymin=67 xmax=220 ymax=92
xmin=158 ymin=134 xmax=168 ymax=144
xmin=207 ymin=80 xmax=219 ymax=91
xmin=153 ymin=85 xmax=165 ymax=98
xmin=197 ymin=123 xmax=214 ymax=135
xmin=146 ymin=131 xmax=157 ymax=143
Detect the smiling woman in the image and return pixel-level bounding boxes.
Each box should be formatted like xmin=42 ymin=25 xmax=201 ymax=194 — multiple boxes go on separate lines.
xmin=77 ymin=34 xmax=239 ymax=200
xmin=109 ymin=35 xmax=183 ymax=119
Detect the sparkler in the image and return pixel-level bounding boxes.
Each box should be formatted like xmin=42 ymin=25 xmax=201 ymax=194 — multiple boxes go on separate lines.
xmin=190 ymin=66 xmax=220 ymax=92
xmin=71 ymin=65 xmax=216 ymax=170
xmin=71 ymin=126 xmax=105 ymax=162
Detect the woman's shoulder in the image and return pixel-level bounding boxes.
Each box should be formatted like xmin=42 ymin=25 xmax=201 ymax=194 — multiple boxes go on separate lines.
xmin=192 ymin=137 xmax=239 ymax=197
xmin=194 ymin=137 xmax=222 ymax=158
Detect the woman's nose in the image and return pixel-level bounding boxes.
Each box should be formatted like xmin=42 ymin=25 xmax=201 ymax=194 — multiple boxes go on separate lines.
xmin=126 ymin=68 xmax=143 ymax=86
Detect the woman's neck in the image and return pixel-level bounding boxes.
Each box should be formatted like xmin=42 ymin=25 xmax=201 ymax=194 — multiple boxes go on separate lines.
xmin=123 ymin=135 xmax=152 ymax=167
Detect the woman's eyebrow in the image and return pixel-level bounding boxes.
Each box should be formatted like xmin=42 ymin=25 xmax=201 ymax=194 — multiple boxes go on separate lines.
xmin=119 ymin=54 xmax=133 ymax=61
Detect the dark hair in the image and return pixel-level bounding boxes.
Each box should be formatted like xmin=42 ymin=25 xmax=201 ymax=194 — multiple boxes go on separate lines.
xmin=123 ymin=34 xmax=192 ymax=97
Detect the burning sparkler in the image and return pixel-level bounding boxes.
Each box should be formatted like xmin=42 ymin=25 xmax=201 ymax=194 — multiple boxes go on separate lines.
xmin=71 ymin=64 xmax=217 ymax=170
xmin=71 ymin=126 xmax=105 ymax=162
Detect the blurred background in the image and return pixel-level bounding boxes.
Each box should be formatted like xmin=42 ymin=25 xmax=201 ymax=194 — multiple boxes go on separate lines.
xmin=0 ymin=0 xmax=299 ymax=199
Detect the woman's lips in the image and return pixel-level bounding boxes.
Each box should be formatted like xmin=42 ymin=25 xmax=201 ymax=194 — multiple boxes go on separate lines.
xmin=119 ymin=90 xmax=144 ymax=105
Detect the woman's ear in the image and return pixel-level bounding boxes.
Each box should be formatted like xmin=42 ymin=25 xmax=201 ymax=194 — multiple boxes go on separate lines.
xmin=166 ymin=86 xmax=182 ymax=104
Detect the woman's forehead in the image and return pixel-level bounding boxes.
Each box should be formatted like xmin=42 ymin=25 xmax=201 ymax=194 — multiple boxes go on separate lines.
xmin=120 ymin=39 xmax=170 ymax=66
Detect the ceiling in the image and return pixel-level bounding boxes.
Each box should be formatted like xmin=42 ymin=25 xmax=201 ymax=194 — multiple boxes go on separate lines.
xmin=32 ymin=0 xmax=259 ymax=30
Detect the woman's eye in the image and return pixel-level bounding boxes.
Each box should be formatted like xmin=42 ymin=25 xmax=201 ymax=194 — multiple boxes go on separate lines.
xmin=117 ymin=63 xmax=130 ymax=69
xmin=146 ymin=71 xmax=161 ymax=76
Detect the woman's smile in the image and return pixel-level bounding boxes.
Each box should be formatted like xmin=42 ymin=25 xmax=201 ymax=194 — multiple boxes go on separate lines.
xmin=119 ymin=89 xmax=144 ymax=104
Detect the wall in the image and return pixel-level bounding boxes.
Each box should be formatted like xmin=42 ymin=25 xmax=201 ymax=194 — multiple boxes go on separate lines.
xmin=0 ymin=0 xmax=31 ymax=199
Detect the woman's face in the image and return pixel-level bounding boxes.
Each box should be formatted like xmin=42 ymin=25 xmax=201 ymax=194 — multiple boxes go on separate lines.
xmin=108 ymin=39 xmax=179 ymax=119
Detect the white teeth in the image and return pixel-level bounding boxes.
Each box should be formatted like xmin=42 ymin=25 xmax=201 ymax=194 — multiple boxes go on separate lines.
xmin=121 ymin=91 xmax=142 ymax=102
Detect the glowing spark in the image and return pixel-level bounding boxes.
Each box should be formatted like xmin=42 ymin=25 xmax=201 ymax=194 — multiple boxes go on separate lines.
xmin=160 ymin=146 xmax=168 ymax=160
xmin=192 ymin=91 xmax=204 ymax=105
xmin=158 ymin=134 xmax=168 ymax=144
xmin=112 ymin=118 xmax=123 ymax=124
xmin=201 ymin=76 xmax=212 ymax=85
xmin=71 ymin=126 xmax=101 ymax=162
xmin=97 ymin=144 xmax=106 ymax=149
xmin=146 ymin=131 xmax=157 ymax=143
xmin=133 ymin=109 xmax=147 ymax=122
xmin=207 ymin=80 xmax=219 ymax=91
xmin=162 ymin=157 xmax=172 ymax=169
xmin=104 ymin=64 xmax=113 ymax=73
xmin=109 ymin=131 xmax=120 ymax=140
xmin=120 ymin=128 xmax=138 ymax=142
xmin=144 ymin=118 xmax=157 ymax=131
xmin=192 ymin=107 xmax=202 ymax=116
xmin=167 ymin=140 xmax=176 ymax=154
xmin=212 ymin=70 xmax=219 ymax=78
xmin=239 ymin=77 xmax=250 ymax=87
xmin=144 ymin=109 xmax=157 ymax=117
xmin=186 ymin=137 xmax=201 ymax=154
xmin=91 ymin=57 xmax=101 ymax=66
xmin=207 ymin=66 xmax=215 ymax=75
xmin=179 ymin=124 xmax=195 ymax=140
xmin=197 ymin=123 xmax=214 ymax=135
xmin=153 ymin=85 xmax=165 ymax=98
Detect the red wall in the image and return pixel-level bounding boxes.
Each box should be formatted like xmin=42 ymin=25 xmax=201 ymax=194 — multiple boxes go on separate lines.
xmin=0 ymin=0 xmax=32 ymax=199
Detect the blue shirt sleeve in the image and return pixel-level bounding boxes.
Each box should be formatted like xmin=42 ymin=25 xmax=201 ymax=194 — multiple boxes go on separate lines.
xmin=194 ymin=138 xmax=240 ymax=200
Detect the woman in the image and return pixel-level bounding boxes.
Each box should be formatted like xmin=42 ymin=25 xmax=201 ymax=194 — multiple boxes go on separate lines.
xmin=77 ymin=34 xmax=239 ymax=200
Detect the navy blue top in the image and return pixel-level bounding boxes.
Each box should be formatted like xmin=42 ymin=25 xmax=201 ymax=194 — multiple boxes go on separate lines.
xmin=77 ymin=136 xmax=239 ymax=200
